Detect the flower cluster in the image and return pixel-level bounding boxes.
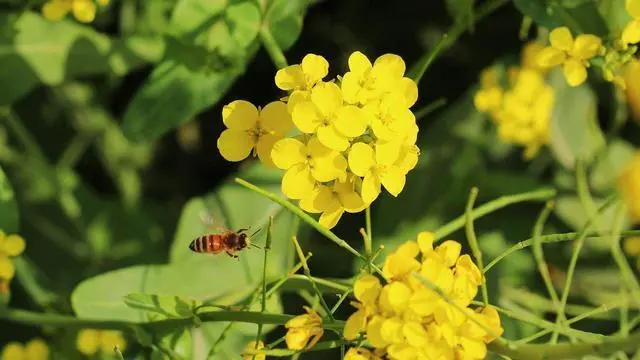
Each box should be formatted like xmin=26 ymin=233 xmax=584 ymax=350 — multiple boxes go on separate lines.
xmin=42 ymin=0 xmax=109 ymax=23
xmin=217 ymin=52 xmax=420 ymax=228
xmin=617 ymin=152 xmax=640 ymax=223
xmin=623 ymin=0 xmax=640 ymax=46
xmin=284 ymin=306 xmax=324 ymax=350
xmin=242 ymin=340 xmax=266 ymax=360
xmin=1 ymin=338 xmax=48 ymax=360
xmin=343 ymin=232 xmax=503 ymax=360
xmin=474 ymin=41 xmax=554 ymax=159
xmin=0 ymin=231 xmax=26 ymax=294
xmin=76 ymin=329 xmax=127 ymax=356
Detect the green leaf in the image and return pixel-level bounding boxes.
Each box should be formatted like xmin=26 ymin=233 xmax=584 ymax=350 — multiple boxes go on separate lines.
xmin=123 ymin=293 xmax=203 ymax=319
xmin=0 ymin=11 xmax=164 ymax=105
xmin=264 ymin=0 xmax=309 ymax=50
xmin=548 ymin=68 xmax=605 ymax=170
xmin=121 ymin=1 xmax=263 ymax=142
xmin=513 ymin=0 xmax=608 ymax=36
xmin=554 ymin=195 xmax=630 ymax=234
xmin=590 ymin=139 xmax=636 ymax=192
xmin=0 ymin=165 xmax=18 ymax=232
xmin=513 ymin=0 xmax=559 ymax=29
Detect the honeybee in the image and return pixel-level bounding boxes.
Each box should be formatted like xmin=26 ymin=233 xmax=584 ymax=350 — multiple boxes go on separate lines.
xmin=188 ymin=211 xmax=260 ymax=259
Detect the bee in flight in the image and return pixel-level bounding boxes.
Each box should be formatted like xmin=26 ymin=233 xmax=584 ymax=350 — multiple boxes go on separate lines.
xmin=188 ymin=211 xmax=260 ymax=259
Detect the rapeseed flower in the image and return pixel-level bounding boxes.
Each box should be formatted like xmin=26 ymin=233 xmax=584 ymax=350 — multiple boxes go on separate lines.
xmin=1 ymin=338 xmax=49 ymax=360
xmin=617 ymin=152 xmax=640 ymax=223
xmin=537 ymin=27 xmax=602 ymax=86
xmin=299 ymin=174 xmax=365 ymax=228
xmin=284 ymin=306 xmax=324 ymax=350
xmin=275 ymin=54 xmax=329 ymax=112
xmin=344 ymin=231 xmax=503 ymax=360
xmin=76 ymin=329 xmax=127 ymax=356
xmin=42 ymin=0 xmax=109 ymax=23
xmin=348 ymin=142 xmax=408 ymax=204
xmin=217 ymin=100 xmax=293 ymax=167
xmin=0 ymin=231 xmax=26 ymax=294
xmin=344 ymin=347 xmax=385 ymax=360
xmin=624 ymin=58 xmax=640 ymax=121
xmin=241 ymin=340 xmax=266 ymax=360
xmin=623 ymin=0 xmax=640 ymax=46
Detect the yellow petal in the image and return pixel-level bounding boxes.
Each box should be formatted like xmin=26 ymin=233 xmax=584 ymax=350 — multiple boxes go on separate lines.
xmin=375 ymin=140 xmax=401 ymax=166
xmin=337 ymin=187 xmax=365 ymax=213
xmin=354 ymin=274 xmax=382 ymax=304
xmin=286 ymin=90 xmax=310 ymax=114
xmin=343 ymin=309 xmax=367 ymax=340
xmin=256 ymin=134 xmax=282 ymax=168
xmin=292 ymin=101 xmax=322 ymax=133
xmin=72 ymin=0 xmax=96 ymax=23
xmin=243 ymin=341 xmax=265 ymax=360
xmin=380 ymin=166 xmax=405 ymax=197
xmin=570 ymin=34 xmax=602 ymax=60
xmin=311 ymin=82 xmax=343 ymax=117
xmin=259 ymin=101 xmax=293 ymax=134
xmin=100 ymin=331 xmax=127 ymax=352
xmin=380 ymin=317 xmax=404 ymax=343
xmin=334 ymin=105 xmax=367 ymax=137
xmin=348 ymin=143 xmax=375 ymax=177
xmin=344 ymin=347 xmax=373 ymax=360
xmin=622 ymin=20 xmax=640 ymax=45
xmin=403 ymin=321 xmax=429 ymax=347
xmin=372 ymin=54 xmax=406 ymax=80
xmin=319 ymin=207 xmax=344 ymax=229
xmin=301 ymin=54 xmax=329 ymax=85
xmin=285 ymin=328 xmax=312 ymax=350
xmin=282 ymin=164 xmax=316 ymax=199
xmin=271 ymin=138 xmax=306 ymax=169
xmin=627 ymin=0 xmax=640 ymax=19
xmin=317 ymin=125 xmax=349 ymax=151
xmin=306 ymin=136 xmax=332 ymax=158
xmin=0 ymin=256 xmax=15 ymax=279
xmin=217 ymin=129 xmax=254 ymax=162
xmin=1 ymin=342 xmax=25 ymax=359
xmin=341 ymin=72 xmax=362 ymax=105
xmin=222 ymin=100 xmax=259 ymax=130
xmin=396 ymin=145 xmax=420 ymax=174
xmin=417 ymin=232 xmax=434 ymax=254
xmin=275 ymin=64 xmax=305 ymax=91
xmin=366 ymin=316 xmax=389 ymax=348
xmin=549 ymin=27 xmax=574 ymax=51
xmin=435 ymin=240 xmax=462 ymax=267
xmin=77 ymin=329 xmax=101 ymax=355
xmin=398 ymin=77 xmax=419 ymax=107
xmin=361 ymin=172 xmax=381 ymax=204
xmin=42 ymin=1 xmax=70 ymax=20
xmin=536 ymin=47 xmax=566 ymax=68
xmin=563 ymin=58 xmax=588 ymax=86
xmin=307 ymin=185 xmax=339 ymax=212
xmin=25 ymin=338 xmax=49 ymax=360
xmin=3 ymin=234 xmax=25 ymax=257
xmin=348 ymin=51 xmax=373 ymax=75
xmin=311 ymin=152 xmax=347 ymax=182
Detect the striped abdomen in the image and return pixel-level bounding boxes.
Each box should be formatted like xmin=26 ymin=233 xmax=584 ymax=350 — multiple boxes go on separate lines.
xmin=189 ymin=234 xmax=224 ymax=254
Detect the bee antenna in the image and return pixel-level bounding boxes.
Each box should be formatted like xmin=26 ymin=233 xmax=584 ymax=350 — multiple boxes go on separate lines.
xmin=249 ymin=227 xmax=262 ymax=238
xmin=250 ymin=243 xmax=262 ymax=249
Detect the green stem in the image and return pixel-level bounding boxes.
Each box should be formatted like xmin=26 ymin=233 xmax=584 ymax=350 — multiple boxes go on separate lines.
xmin=255 ymin=217 xmax=274 ymax=350
xmin=365 ymin=206 xmax=373 ymax=259
xmin=1 ymin=107 xmax=47 ymax=163
xmin=434 ymin=187 xmax=556 ymax=242
xmin=414 ymin=97 xmax=447 ymax=121
xmin=609 ymin=205 xmax=640 ymax=308
xmin=57 ymin=133 xmax=93 ymax=169
xmin=259 ymin=26 xmax=288 ymax=69
xmin=291 ymin=236 xmax=335 ymax=321
xmin=531 ymin=201 xmax=566 ymax=343
xmin=464 ymin=187 xmax=488 ymax=306
xmin=484 ymin=230 xmax=640 ymax=273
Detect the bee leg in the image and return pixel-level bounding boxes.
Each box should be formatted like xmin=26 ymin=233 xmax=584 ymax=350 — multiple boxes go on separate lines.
xmin=226 ymin=251 xmax=239 ymax=260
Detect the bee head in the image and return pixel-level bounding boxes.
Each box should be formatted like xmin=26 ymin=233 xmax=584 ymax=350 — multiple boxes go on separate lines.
xmin=238 ymin=233 xmax=248 ymax=249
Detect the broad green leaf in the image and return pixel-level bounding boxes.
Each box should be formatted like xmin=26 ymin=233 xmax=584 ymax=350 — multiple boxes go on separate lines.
xmin=264 ymin=0 xmax=309 ymax=50
xmin=0 ymin=11 xmax=164 ymax=105
xmin=121 ymin=1 xmax=262 ymax=142
xmin=0 ymin=165 xmax=18 ymax=232
xmin=548 ymin=68 xmax=605 ymax=170
xmin=513 ymin=0 xmax=608 ymax=36
xmin=590 ymin=139 xmax=636 ymax=192
xmin=123 ymin=293 xmax=202 ymax=319
xmin=554 ymin=195 xmax=630 ymax=234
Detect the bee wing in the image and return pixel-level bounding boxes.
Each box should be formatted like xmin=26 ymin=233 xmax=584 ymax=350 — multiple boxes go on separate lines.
xmin=199 ymin=209 xmax=228 ymax=233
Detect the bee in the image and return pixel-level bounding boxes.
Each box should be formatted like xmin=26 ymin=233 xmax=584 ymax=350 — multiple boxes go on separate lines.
xmin=188 ymin=211 xmax=260 ymax=259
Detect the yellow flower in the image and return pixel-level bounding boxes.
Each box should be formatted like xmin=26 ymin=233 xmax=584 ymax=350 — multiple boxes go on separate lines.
xmin=292 ymin=82 xmax=368 ymax=151
xmin=1 ymin=338 xmax=49 ymax=360
xmin=624 ymin=237 xmax=640 ymax=256
xmin=348 ymin=142 xmax=407 ymax=204
xmin=42 ymin=0 xmax=107 ymax=23
xmin=344 ymin=347 xmax=385 ymax=360
xmin=617 ymin=152 xmax=640 ymax=223
xmin=76 ymin=329 xmax=127 ymax=356
xmin=341 ymin=52 xmax=416 ymax=106
xmin=622 ymin=0 xmax=640 ymax=45
xmin=217 ymin=100 xmax=293 ymax=167
xmin=363 ymin=92 xmax=416 ymax=142
xmin=284 ymin=306 xmax=324 ymax=350
xmin=242 ymin=340 xmax=266 ymax=360
xmin=344 ymin=274 xmax=382 ymax=340
xmin=537 ymin=27 xmax=602 ymax=86
xmin=0 ymin=232 xmax=26 ymax=293
xmin=625 ymin=58 xmax=640 ymax=122
xmin=275 ymin=54 xmax=329 ymax=113
xmin=521 ymin=41 xmax=547 ymax=72
xmin=271 ymin=136 xmax=347 ymax=199
xmin=299 ymin=175 xmax=365 ymax=229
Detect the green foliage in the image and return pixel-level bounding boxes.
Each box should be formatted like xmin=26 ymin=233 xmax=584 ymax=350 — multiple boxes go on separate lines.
xmin=0 ymin=165 xmax=18 ymax=232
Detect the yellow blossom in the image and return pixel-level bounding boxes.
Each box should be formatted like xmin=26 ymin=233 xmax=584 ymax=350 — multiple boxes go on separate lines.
xmin=299 ymin=175 xmax=365 ymax=229
xmin=271 ymin=136 xmax=347 ymax=199
xmin=625 ymin=58 xmax=640 ymax=121
xmin=622 ymin=0 xmax=640 ymax=45
xmin=42 ymin=0 xmax=108 ymax=23
xmin=624 ymin=237 xmax=640 ymax=256
xmin=217 ymin=100 xmax=293 ymax=167
xmin=521 ymin=41 xmax=547 ymax=72
xmin=1 ymin=338 xmax=49 ymax=360
xmin=275 ymin=54 xmax=329 ymax=112
xmin=76 ymin=329 xmax=127 ymax=356
xmin=617 ymin=152 xmax=640 ymax=223
xmin=344 ymin=347 xmax=385 ymax=360
xmin=242 ymin=340 xmax=266 ymax=360
xmin=348 ymin=142 xmax=407 ymax=204
xmin=536 ymin=27 xmax=602 ymax=86
xmin=363 ymin=92 xmax=416 ymax=142
xmin=292 ymin=82 xmax=368 ymax=151
xmin=285 ymin=306 xmax=324 ymax=350
xmin=0 ymin=232 xmax=26 ymax=294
